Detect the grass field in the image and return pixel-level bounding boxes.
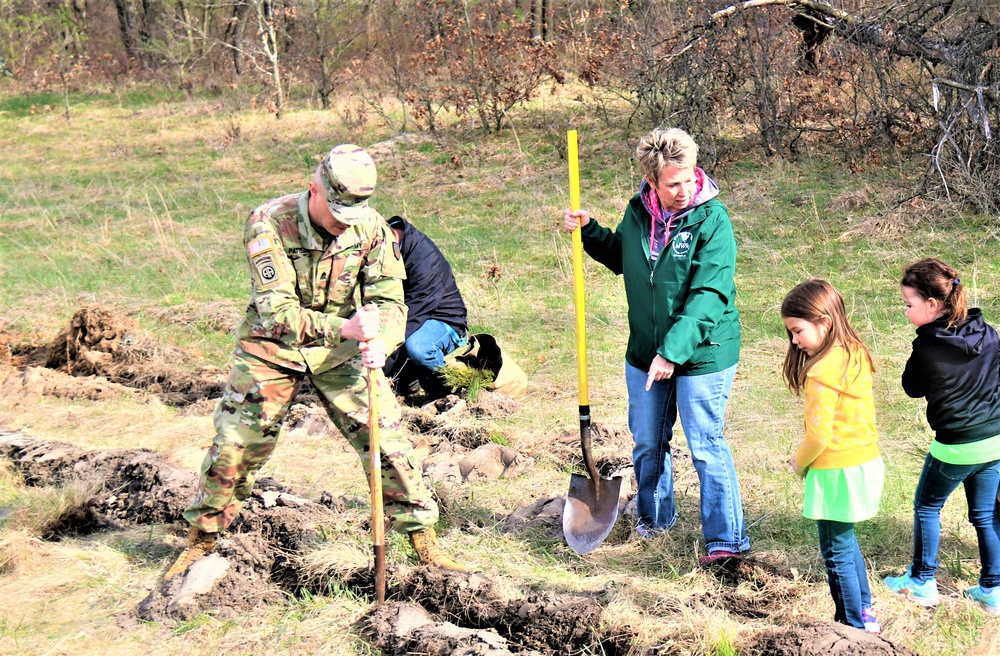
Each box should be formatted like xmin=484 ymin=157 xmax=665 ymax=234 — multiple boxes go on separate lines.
xmin=1 ymin=85 xmax=1000 ymax=655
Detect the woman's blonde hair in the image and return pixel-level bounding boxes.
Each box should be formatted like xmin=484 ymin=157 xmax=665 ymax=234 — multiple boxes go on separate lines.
xmin=900 ymin=258 xmax=968 ymax=330
xmin=635 ymin=128 xmax=699 ymax=182
xmin=780 ymin=278 xmax=874 ymax=395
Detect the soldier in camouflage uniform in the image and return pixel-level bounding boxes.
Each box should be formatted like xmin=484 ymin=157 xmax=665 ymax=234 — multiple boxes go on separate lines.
xmin=164 ymin=144 xmax=467 ymax=580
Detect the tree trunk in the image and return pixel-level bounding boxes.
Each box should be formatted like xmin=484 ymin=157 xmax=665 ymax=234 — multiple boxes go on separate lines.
xmin=138 ymin=0 xmax=164 ymax=68
xmin=307 ymin=0 xmax=332 ymax=109
xmin=112 ymin=0 xmax=141 ymax=62
xmin=176 ymin=0 xmax=196 ymax=59
xmin=257 ymin=0 xmax=284 ymax=118
xmin=227 ymin=0 xmax=251 ymax=76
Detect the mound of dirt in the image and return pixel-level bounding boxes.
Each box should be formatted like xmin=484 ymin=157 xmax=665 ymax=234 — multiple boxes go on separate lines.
xmin=359 ymin=601 xmax=532 ymax=656
xmin=394 ymin=568 xmax=622 ymax=655
xmin=468 ymin=391 xmax=519 ymax=418
xmin=402 ymin=398 xmax=497 ymax=450
xmin=1 ymin=366 xmax=143 ymax=405
xmin=0 ymin=430 xmax=198 ymax=526
xmin=700 ymin=555 xmax=802 ymax=619
xmin=538 ymin=423 xmax=631 ymax=466
xmin=424 ymin=441 xmax=536 ymax=489
xmin=45 ymin=304 xmax=134 ymax=373
xmin=5 ymin=305 xmax=226 ymax=407
xmin=742 ymin=622 xmax=917 ymax=656
xmin=501 ymin=495 xmax=566 ymax=539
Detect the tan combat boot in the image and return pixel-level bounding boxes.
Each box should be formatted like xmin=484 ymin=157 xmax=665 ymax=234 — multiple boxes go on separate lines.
xmin=163 ymin=527 xmax=218 ymax=580
xmin=408 ymin=527 xmax=468 ymax=572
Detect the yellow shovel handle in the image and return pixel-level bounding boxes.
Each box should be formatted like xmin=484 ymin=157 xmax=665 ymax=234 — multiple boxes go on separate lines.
xmin=568 ymin=130 xmax=589 ymax=407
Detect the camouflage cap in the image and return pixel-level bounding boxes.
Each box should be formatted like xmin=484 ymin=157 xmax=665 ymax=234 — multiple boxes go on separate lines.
xmin=317 ymin=144 xmax=377 ymax=224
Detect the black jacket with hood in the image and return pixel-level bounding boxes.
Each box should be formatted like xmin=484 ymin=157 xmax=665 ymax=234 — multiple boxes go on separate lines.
xmin=388 ymin=216 xmax=467 ymax=340
xmin=902 ymin=309 xmax=1000 ymax=444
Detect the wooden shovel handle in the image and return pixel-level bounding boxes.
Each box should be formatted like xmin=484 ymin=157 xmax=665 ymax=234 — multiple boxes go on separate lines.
xmin=368 ymin=367 xmax=386 ymax=604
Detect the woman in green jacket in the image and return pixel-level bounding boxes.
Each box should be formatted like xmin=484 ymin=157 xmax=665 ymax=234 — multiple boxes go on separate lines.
xmin=563 ymin=128 xmax=749 ymax=563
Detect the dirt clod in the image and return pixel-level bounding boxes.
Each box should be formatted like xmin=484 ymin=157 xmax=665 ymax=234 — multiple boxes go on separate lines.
xmin=742 ymin=622 xmax=918 ymax=655
xmin=359 ymin=601 xmax=532 ymax=656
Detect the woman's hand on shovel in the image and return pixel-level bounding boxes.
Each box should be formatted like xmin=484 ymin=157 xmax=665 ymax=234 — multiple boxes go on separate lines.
xmin=563 ymin=208 xmax=591 ymax=231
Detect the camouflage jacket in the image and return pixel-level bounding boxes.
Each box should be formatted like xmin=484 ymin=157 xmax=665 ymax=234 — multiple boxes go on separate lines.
xmin=236 ymin=191 xmax=406 ymax=374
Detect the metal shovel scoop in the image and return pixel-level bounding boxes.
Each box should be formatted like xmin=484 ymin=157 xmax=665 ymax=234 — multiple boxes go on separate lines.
xmin=562 ymin=129 xmax=622 ymax=555
xmin=564 ymin=421 xmax=623 ymax=555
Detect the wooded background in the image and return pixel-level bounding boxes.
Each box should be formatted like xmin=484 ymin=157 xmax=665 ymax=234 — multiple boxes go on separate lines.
xmin=3 ymin=0 xmax=999 ymax=214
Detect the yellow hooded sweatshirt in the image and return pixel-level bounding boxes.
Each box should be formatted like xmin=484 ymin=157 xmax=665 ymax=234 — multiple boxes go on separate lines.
xmin=794 ymin=345 xmax=881 ymax=471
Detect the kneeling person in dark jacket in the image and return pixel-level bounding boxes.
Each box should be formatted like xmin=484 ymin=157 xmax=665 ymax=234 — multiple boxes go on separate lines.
xmin=385 ymin=215 xmax=468 ymax=400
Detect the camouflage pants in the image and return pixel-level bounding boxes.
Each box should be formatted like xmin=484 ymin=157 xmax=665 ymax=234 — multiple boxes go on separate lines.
xmin=182 ymin=350 xmax=439 ymax=534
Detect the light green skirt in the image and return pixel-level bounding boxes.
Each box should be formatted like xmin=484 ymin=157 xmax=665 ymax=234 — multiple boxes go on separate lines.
xmin=802 ymin=457 xmax=885 ymax=523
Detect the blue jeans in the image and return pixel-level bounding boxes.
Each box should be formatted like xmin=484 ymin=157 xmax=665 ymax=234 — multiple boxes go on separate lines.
xmin=910 ymin=453 xmax=1000 ymax=588
xmin=404 ymin=319 xmax=465 ymax=372
xmin=625 ymin=362 xmax=749 ymax=553
xmin=817 ymin=519 xmax=871 ymax=629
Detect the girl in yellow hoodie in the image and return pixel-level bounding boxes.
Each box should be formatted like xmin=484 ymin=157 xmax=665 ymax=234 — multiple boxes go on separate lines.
xmin=781 ymin=278 xmax=885 ymax=634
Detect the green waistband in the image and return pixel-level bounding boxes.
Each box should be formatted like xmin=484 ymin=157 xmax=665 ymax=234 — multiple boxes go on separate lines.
xmin=930 ymin=433 xmax=1000 ymax=464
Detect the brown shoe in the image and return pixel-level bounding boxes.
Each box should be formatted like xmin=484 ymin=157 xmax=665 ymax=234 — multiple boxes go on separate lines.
xmin=408 ymin=527 xmax=468 ymax=572
xmin=163 ymin=527 xmax=218 ymax=580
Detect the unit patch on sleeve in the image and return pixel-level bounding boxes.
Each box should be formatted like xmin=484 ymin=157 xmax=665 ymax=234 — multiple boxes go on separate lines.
xmin=253 ymin=254 xmax=278 ymax=284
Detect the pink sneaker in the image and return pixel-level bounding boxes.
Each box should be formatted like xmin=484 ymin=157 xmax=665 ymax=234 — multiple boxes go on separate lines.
xmin=699 ymin=550 xmax=740 ymax=565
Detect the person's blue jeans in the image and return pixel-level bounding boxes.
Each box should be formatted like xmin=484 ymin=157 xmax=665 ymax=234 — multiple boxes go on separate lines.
xmin=626 ymin=361 xmax=678 ymax=532
xmin=817 ymin=519 xmax=871 ymax=630
xmin=626 ymin=362 xmax=749 ymax=553
xmin=910 ymin=453 xmax=1000 ymax=588
xmin=404 ymin=320 xmax=465 ymax=371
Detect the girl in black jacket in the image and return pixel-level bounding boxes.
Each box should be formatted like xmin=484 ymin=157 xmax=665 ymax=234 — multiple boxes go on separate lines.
xmin=884 ymin=258 xmax=1000 ymax=615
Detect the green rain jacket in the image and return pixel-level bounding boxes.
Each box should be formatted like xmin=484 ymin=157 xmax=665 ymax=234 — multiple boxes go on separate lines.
xmin=580 ymin=172 xmax=741 ymax=375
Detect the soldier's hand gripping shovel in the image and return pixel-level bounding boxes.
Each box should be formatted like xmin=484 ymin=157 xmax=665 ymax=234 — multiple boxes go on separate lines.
xmin=562 ymin=130 xmax=623 ymax=555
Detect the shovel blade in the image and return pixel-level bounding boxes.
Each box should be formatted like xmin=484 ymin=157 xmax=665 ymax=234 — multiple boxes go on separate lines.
xmin=563 ymin=473 xmax=623 ymax=555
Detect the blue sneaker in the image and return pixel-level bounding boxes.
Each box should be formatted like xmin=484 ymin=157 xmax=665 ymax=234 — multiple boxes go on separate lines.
xmin=862 ymin=608 xmax=880 ymax=634
xmin=884 ymin=566 xmax=940 ymax=606
xmin=965 ymin=585 xmax=1000 ymax=616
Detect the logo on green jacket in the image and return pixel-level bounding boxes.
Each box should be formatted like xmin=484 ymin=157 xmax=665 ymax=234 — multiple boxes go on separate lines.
xmin=672 ymin=231 xmax=693 ymax=258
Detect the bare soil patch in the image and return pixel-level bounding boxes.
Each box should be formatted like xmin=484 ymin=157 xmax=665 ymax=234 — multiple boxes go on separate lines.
xmin=701 ymin=556 xmax=801 ymax=619
xmin=0 ymin=429 xmax=629 ymax=653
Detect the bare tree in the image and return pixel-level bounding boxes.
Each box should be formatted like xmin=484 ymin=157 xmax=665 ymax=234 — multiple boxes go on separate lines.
xmin=301 ymin=0 xmax=361 ymax=109
xmin=252 ymin=0 xmax=283 ymax=117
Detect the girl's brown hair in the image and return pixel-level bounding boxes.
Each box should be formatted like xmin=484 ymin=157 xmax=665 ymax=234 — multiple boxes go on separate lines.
xmin=780 ymin=278 xmax=874 ymax=395
xmin=900 ymin=258 xmax=968 ymax=329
